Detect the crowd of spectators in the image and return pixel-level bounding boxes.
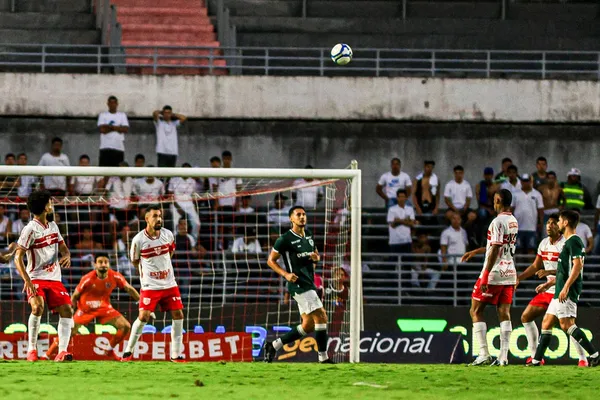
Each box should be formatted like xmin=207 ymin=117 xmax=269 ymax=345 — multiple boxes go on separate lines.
xmin=381 ymin=156 xmax=599 ymax=290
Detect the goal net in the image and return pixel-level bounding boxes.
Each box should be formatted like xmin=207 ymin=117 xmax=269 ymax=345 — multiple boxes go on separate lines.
xmin=0 ymin=164 xmax=362 ymax=362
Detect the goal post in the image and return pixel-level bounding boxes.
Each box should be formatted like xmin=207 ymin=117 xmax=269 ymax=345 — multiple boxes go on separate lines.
xmin=0 ymin=163 xmax=363 ymax=363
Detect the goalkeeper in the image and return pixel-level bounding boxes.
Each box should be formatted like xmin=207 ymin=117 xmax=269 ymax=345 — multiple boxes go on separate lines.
xmin=263 ymin=205 xmax=334 ymax=364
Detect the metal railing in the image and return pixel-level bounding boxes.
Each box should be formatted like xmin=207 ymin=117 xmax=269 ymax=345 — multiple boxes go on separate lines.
xmin=3 ymin=251 xmax=600 ymax=307
xmin=1 ymin=44 xmax=600 ymax=79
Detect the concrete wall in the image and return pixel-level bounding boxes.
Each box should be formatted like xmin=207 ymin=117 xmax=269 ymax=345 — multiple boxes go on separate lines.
xmin=3 ymin=73 xmax=600 ymax=122
xmin=3 ymin=118 xmax=600 ymax=207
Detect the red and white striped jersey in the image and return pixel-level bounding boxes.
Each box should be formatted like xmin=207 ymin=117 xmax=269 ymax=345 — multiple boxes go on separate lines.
xmin=130 ymin=228 xmax=177 ymax=290
xmin=481 ymin=212 xmax=519 ymax=285
xmin=536 ymin=236 xmax=565 ymax=295
xmin=17 ymin=219 xmax=65 ymax=282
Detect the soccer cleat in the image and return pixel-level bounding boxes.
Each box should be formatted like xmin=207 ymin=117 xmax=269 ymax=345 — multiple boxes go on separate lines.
xmin=588 ymin=356 xmax=600 ymax=368
xmin=490 ymin=359 xmax=508 ymax=367
xmin=121 ymin=351 xmax=133 ymax=362
xmin=39 ymin=354 xmax=50 ymax=361
xmin=54 ymin=351 xmax=73 ymax=362
xmin=319 ymin=359 xmax=335 ymax=364
xmin=262 ymin=342 xmax=277 ymax=363
xmin=526 ymin=357 xmax=545 ymax=366
xmin=526 ymin=360 xmax=543 ymax=367
xmin=171 ymin=356 xmax=187 ymax=363
xmin=27 ymin=350 xmax=38 ymax=362
xmin=578 ymin=360 xmax=589 ymax=367
xmin=469 ymin=355 xmax=492 ymax=366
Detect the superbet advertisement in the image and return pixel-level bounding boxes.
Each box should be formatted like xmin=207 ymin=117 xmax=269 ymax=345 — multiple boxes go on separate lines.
xmin=1 ymin=303 xmax=598 ymax=364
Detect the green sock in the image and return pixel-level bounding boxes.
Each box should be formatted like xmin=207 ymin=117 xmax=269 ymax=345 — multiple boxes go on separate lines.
xmin=533 ymin=330 xmax=552 ymax=362
xmin=569 ymin=326 xmax=598 ymax=356
xmin=274 ymin=325 xmax=306 ymax=350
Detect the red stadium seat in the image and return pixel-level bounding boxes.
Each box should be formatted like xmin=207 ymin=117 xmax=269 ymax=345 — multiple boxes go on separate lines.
xmin=112 ymin=0 xmax=227 ymax=76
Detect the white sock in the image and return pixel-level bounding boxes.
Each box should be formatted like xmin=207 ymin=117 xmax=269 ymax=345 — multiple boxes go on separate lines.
xmin=125 ymin=318 xmax=147 ymax=353
xmin=523 ymin=321 xmax=539 ymax=358
xmin=499 ymin=320 xmax=512 ymax=362
xmin=473 ymin=322 xmax=489 ymax=358
xmin=171 ymin=319 xmax=184 ymax=359
xmin=318 ymin=351 xmax=328 ymax=362
xmin=28 ymin=314 xmax=41 ymax=352
xmin=58 ymin=318 xmax=74 ymax=353
xmin=570 ymin=336 xmax=588 ymax=361
xmin=272 ymin=338 xmax=283 ymax=351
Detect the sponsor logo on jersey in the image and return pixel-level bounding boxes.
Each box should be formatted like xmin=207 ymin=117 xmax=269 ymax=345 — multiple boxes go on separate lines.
xmin=296 ymin=252 xmax=312 ymax=258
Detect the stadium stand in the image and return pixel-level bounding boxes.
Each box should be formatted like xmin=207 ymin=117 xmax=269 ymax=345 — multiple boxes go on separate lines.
xmin=112 ymin=0 xmax=227 ymax=75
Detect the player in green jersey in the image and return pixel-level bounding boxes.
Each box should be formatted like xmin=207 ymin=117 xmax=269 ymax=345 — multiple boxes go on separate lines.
xmin=529 ymin=210 xmax=600 ymax=367
xmin=262 ymin=205 xmax=333 ymax=364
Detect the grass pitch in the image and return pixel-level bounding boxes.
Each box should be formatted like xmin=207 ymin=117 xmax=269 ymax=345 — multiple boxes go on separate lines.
xmin=0 ymin=361 xmax=597 ymax=400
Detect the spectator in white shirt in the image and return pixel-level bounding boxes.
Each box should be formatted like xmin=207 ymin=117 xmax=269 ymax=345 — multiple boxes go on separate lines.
xmin=238 ymin=195 xmax=255 ymax=214
xmin=387 ymin=189 xmax=418 ymax=254
xmin=203 ymin=156 xmax=221 ymax=195
xmin=9 ymin=207 xmax=30 ymax=242
xmin=168 ymin=163 xmax=200 ymax=240
xmin=16 ymin=153 xmax=35 ymax=199
xmin=153 ymin=105 xmax=187 ymax=168
xmin=376 ymin=158 xmax=412 ymax=209
xmin=38 ymin=137 xmax=70 ymax=196
xmin=500 ymin=165 xmax=522 ymax=194
xmin=292 ymin=165 xmax=324 ymax=209
xmin=97 ymin=95 xmax=128 ymax=167
xmin=133 ymin=166 xmax=165 ymax=208
xmin=231 ymin=227 xmax=263 ymax=254
xmin=438 ymin=212 xmax=468 ymax=267
xmin=105 ymin=161 xmax=135 ymax=226
xmin=68 ymin=154 xmax=102 ymax=196
xmin=444 ymin=165 xmax=473 ymax=218
xmin=512 ymin=174 xmax=544 ymax=254
xmin=574 ymin=210 xmax=594 ymax=254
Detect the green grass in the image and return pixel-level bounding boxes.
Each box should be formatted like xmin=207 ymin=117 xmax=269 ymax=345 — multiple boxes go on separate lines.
xmin=0 ymin=361 xmax=597 ymax=400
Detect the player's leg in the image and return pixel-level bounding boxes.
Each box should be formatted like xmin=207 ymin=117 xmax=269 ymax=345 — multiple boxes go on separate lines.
xmin=530 ymin=305 xmax=559 ymax=365
xmin=495 ymin=302 xmax=512 ymax=365
xmin=170 ymin=309 xmax=185 ymax=361
xmin=53 ymin=303 xmax=75 ymax=361
xmin=27 ymin=295 xmax=45 ymax=362
xmin=310 ymin=307 xmax=332 ymax=363
xmin=103 ymin=314 xmax=131 ymax=359
xmin=469 ymin=278 xmax=493 ymax=365
xmin=558 ymin=310 xmax=600 ymax=367
xmin=122 ymin=310 xmax=152 ymax=361
xmin=521 ymin=304 xmax=546 ymax=360
xmin=266 ymin=313 xmax=312 ymax=363
xmin=44 ymin=325 xmax=80 ymax=360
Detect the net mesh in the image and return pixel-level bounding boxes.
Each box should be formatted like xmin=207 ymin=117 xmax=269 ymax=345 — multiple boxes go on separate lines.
xmin=0 ymin=171 xmax=352 ymax=362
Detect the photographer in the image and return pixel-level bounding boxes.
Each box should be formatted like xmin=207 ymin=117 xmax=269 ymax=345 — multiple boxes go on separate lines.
xmin=152 ymin=105 xmax=187 ymax=168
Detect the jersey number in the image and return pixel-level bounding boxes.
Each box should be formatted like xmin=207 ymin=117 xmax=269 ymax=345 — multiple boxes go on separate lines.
xmin=504 ymin=233 xmax=517 ymax=258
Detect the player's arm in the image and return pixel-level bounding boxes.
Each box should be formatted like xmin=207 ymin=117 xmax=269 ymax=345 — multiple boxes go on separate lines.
xmin=0 ymin=242 xmax=17 ymax=263
xmin=71 ymin=290 xmax=81 ymax=310
xmin=58 ymin=241 xmax=71 ymax=269
xmin=267 ymin=250 xmax=297 ymax=283
xmin=123 ymin=283 xmax=141 ymax=302
xmin=480 ymin=244 xmax=501 ymax=292
xmin=558 ymin=256 xmax=583 ymax=302
xmin=517 ymin=255 xmax=544 ymax=282
xmin=460 ymin=247 xmax=486 ymax=262
xmin=14 ymin=246 xmax=36 ymax=295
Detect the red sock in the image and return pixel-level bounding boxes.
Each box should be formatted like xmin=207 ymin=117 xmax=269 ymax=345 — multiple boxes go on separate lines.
xmin=109 ymin=329 xmax=128 ymax=350
xmin=46 ymin=337 xmax=59 ymax=358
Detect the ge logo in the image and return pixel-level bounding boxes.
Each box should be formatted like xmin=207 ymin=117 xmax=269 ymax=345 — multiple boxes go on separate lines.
xmin=142 ymin=298 xmax=151 ymax=305
xmin=308 ymin=239 xmax=314 ymax=247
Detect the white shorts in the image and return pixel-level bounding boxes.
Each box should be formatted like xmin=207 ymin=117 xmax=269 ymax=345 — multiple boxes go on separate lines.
xmin=547 ymin=298 xmax=577 ymax=319
xmin=293 ymin=290 xmax=323 ymax=316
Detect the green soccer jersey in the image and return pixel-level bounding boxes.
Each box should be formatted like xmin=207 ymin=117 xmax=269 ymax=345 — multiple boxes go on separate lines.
xmin=555 ymin=235 xmax=585 ymax=303
xmin=273 ymin=229 xmax=317 ymax=296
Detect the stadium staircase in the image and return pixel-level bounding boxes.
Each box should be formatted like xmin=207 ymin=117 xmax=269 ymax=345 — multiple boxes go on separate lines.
xmin=111 ymin=0 xmax=227 ymax=75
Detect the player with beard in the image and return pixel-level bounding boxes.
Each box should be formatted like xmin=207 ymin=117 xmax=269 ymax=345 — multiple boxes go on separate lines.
xmin=14 ymin=190 xmax=73 ymax=362
xmin=122 ymin=204 xmax=185 ymax=362
xmin=262 ymin=205 xmax=334 ymax=364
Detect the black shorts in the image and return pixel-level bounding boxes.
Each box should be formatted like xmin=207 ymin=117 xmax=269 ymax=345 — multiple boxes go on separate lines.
xmin=99 ymin=149 xmax=124 ymax=167
xmin=157 ymin=153 xmax=177 ymax=168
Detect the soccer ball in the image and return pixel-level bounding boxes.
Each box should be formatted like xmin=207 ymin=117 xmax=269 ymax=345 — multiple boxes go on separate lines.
xmin=331 ymin=43 xmax=353 ymax=65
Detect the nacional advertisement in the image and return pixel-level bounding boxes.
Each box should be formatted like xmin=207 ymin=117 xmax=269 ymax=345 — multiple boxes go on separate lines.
xmin=2 ymin=303 xmax=598 ymax=364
